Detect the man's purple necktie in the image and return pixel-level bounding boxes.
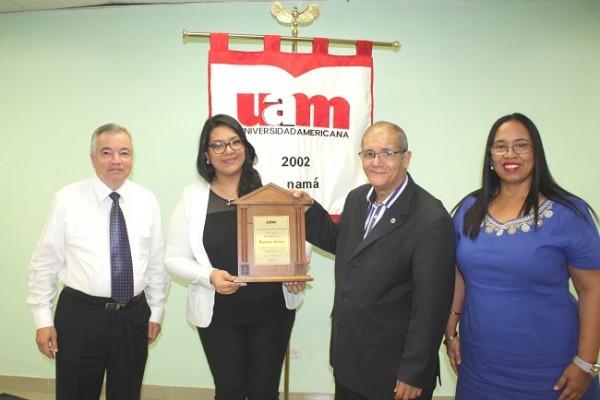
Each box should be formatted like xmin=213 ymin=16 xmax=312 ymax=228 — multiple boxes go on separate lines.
xmin=109 ymin=192 xmax=133 ymax=306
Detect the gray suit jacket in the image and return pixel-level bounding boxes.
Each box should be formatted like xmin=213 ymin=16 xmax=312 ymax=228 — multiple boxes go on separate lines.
xmin=306 ymin=174 xmax=455 ymax=399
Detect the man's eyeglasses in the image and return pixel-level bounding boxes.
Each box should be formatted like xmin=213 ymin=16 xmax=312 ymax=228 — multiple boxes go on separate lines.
xmin=208 ymin=139 xmax=244 ymax=154
xmin=358 ymin=150 xmax=404 ymax=160
xmin=490 ymin=143 xmax=533 ymax=156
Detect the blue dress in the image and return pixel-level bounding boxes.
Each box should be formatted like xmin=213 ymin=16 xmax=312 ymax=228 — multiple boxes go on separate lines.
xmin=454 ymin=197 xmax=600 ymax=399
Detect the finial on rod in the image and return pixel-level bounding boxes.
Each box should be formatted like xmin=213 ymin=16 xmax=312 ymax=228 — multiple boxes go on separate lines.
xmin=271 ymin=2 xmax=320 ymax=37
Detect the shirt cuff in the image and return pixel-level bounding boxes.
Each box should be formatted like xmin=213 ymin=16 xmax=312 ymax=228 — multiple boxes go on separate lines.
xmin=32 ymin=308 xmax=55 ymax=330
xmin=149 ymin=305 xmax=164 ymax=324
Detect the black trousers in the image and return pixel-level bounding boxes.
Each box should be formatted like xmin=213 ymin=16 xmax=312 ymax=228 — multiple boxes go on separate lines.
xmin=198 ymin=310 xmax=296 ymax=400
xmin=335 ymin=380 xmax=435 ymax=400
xmin=54 ymin=288 xmax=151 ymax=400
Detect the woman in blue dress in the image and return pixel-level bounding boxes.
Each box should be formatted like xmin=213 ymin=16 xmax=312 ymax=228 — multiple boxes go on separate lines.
xmin=445 ymin=113 xmax=600 ymax=399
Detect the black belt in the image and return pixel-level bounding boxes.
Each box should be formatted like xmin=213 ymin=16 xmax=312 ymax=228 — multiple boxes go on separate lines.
xmin=64 ymin=286 xmax=144 ymax=310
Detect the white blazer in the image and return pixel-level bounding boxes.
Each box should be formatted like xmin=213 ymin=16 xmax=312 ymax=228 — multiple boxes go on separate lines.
xmin=165 ymin=180 xmax=303 ymax=327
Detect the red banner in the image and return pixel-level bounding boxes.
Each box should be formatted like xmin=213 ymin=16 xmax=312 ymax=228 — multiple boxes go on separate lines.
xmin=209 ymin=33 xmax=373 ymax=214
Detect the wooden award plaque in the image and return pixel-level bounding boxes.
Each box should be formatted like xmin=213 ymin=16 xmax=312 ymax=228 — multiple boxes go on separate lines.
xmin=232 ymin=183 xmax=313 ymax=283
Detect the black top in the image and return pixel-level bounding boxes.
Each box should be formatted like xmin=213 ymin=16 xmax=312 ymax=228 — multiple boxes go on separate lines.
xmin=203 ymin=190 xmax=288 ymax=324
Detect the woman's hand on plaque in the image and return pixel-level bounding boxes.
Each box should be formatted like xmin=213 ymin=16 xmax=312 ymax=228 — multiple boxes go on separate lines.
xmin=210 ymin=269 xmax=247 ymax=295
xmin=283 ymin=281 xmax=306 ymax=293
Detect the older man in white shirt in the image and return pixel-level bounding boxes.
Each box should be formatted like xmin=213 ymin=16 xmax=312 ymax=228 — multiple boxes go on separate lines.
xmin=27 ymin=123 xmax=169 ymax=400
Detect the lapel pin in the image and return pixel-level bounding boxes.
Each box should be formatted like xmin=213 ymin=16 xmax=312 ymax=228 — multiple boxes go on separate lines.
xmin=390 ymin=218 xmax=396 ymax=224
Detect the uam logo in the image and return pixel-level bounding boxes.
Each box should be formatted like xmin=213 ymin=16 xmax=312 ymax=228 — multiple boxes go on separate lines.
xmin=237 ymin=93 xmax=350 ymax=129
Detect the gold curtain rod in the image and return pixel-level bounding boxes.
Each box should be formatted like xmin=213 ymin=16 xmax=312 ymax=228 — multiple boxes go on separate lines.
xmin=182 ymin=30 xmax=401 ymax=51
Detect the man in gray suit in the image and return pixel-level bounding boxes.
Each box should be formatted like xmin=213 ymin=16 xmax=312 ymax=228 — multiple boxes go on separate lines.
xmin=300 ymin=121 xmax=455 ymax=399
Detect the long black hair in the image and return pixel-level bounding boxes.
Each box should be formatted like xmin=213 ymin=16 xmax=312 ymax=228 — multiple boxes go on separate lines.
xmin=196 ymin=114 xmax=262 ymax=196
xmin=455 ymin=112 xmax=597 ymax=239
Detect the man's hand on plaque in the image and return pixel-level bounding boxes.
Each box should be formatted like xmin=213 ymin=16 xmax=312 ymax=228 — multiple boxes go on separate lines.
xmin=290 ymin=190 xmax=314 ymax=210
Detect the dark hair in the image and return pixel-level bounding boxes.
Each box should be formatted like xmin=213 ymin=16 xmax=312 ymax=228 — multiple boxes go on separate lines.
xmin=455 ymin=112 xmax=597 ymax=239
xmin=196 ymin=114 xmax=262 ymax=197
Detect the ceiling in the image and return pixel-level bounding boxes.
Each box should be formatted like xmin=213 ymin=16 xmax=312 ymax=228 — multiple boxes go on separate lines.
xmin=0 ymin=0 xmax=271 ymax=13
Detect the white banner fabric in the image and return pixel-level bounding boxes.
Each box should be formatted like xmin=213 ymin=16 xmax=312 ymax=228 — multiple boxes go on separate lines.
xmin=208 ymin=33 xmax=373 ymax=215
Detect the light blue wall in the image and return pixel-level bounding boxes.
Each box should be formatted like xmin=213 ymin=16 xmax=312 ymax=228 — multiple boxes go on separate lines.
xmin=1 ymin=0 xmax=599 ymax=396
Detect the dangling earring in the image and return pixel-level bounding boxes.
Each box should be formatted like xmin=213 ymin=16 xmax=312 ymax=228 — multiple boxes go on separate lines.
xmin=206 ymin=159 xmax=210 ymax=165
xmin=490 ymin=162 xmax=494 ymax=171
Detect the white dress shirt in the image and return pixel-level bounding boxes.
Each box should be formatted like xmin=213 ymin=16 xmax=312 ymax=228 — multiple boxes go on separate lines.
xmin=27 ymin=176 xmax=170 ymax=329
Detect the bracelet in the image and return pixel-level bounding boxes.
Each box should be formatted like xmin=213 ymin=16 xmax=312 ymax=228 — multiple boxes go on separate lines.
xmin=572 ymin=355 xmax=600 ymax=377
xmin=450 ymin=311 xmax=461 ymax=317
xmin=443 ymin=331 xmax=458 ymax=346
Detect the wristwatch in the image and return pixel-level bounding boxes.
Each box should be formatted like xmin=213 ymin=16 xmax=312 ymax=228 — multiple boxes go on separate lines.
xmin=572 ymin=355 xmax=600 ymax=378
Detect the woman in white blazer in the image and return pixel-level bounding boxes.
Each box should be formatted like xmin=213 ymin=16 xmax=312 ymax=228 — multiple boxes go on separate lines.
xmin=165 ymin=114 xmax=302 ymax=400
